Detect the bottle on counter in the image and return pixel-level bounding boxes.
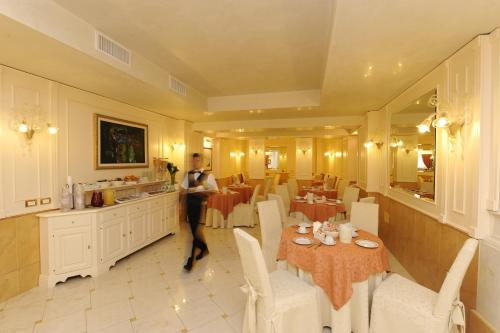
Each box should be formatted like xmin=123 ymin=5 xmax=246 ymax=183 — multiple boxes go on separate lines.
xmin=91 ymin=191 xmax=104 ymax=207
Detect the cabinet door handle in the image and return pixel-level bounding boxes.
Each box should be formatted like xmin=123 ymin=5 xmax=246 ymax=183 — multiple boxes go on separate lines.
xmin=88 ymin=245 xmax=91 ymax=250
xmin=130 ymin=231 xmax=133 ymax=234
xmin=122 ymin=233 xmax=126 ymax=237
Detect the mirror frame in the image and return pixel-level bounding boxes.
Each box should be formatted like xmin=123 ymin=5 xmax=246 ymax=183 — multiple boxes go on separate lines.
xmin=384 ymin=66 xmax=447 ymax=222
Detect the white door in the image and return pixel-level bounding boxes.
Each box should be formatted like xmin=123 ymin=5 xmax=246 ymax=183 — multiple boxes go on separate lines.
xmin=99 ymin=217 xmax=127 ymax=263
xmin=53 ymin=225 xmax=92 ymax=274
xmin=129 ymin=213 xmax=147 ymax=251
xmin=150 ymin=208 xmax=163 ymax=240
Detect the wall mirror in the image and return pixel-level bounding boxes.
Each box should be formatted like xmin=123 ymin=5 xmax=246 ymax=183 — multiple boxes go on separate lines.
xmin=265 ymin=146 xmax=287 ymax=170
xmin=389 ymin=89 xmax=436 ymax=201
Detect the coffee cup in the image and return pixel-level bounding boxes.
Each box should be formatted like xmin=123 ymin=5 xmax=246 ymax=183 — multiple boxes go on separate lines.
xmin=298 ymin=226 xmax=307 ymax=234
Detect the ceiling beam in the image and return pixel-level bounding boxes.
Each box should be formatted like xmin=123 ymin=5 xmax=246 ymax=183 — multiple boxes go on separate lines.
xmin=192 ymin=115 xmax=363 ymax=131
xmin=207 ymin=90 xmax=320 ymax=112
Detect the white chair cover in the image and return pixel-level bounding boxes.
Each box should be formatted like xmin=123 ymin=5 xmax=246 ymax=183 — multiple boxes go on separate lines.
xmin=359 ymin=197 xmax=376 ymax=203
xmin=287 ymin=178 xmax=298 ymax=198
xmin=233 ymin=229 xmax=322 ymax=333
xmin=336 ymin=179 xmax=347 ymax=197
xmin=275 ymin=184 xmax=290 ymax=213
xmin=350 ymin=202 xmax=379 ymax=236
xmin=233 ymin=184 xmax=261 ymax=227
xmin=342 ymin=187 xmax=360 ymax=217
xmin=256 ymin=200 xmax=283 ymax=272
xmin=258 ymin=177 xmax=273 ymax=202
xmin=370 ymin=238 xmax=478 ymax=333
xmin=268 ymin=193 xmax=301 ymax=228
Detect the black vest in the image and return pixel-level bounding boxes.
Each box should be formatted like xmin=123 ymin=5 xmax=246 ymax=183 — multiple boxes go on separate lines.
xmin=188 ymin=170 xmax=209 ymax=188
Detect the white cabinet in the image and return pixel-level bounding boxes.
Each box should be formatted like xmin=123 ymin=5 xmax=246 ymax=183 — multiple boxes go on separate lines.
xmin=98 ymin=215 xmax=127 ymax=265
xmin=38 ymin=192 xmax=179 ymax=287
xmin=53 ymin=225 xmax=92 ymax=275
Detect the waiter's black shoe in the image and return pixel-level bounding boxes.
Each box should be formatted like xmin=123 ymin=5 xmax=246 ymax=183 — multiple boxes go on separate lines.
xmin=196 ymin=248 xmax=209 ymax=260
xmin=183 ymin=257 xmax=194 ymax=272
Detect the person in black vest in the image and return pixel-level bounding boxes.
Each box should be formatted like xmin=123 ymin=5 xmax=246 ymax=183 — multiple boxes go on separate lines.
xmin=181 ymin=153 xmax=218 ymax=271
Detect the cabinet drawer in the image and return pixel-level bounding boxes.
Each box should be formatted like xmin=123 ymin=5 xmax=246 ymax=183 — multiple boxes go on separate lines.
xmin=149 ymin=198 xmax=164 ymax=210
xmin=128 ymin=202 xmax=147 ymax=214
xmin=99 ymin=208 xmax=125 ymax=222
xmin=50 ymin=214 xmax=92 ymax=230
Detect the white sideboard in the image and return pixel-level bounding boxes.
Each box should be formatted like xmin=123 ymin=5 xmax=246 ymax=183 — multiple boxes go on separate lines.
xmin=37 ymin=191 xmax=179 ymax=287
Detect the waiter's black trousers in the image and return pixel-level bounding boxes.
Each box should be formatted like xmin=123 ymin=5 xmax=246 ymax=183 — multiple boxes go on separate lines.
xmin=186 ymin=194 xmax=208 ymax=259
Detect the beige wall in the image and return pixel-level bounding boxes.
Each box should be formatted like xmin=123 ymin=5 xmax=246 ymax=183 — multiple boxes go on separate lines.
xmin=213 ymin=138 xmax=247 ymax=179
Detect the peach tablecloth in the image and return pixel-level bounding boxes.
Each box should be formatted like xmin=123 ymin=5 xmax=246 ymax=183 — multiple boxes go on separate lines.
xmin=227 ymin=185 xmax=253 ymax=203
xmin=206 ymin=192 xmax=242 ymax=219
xmin=298 ymin=188 xmax=338 ymax=199
xmin=290 ymin=200 xmax=345 ymax=221
xmin=277 ymin=226 xmax=390 ymax=310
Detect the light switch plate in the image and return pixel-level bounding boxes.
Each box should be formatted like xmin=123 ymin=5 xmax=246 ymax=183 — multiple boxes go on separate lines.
xmin=25 ymin=199 xmax=37 ymax=207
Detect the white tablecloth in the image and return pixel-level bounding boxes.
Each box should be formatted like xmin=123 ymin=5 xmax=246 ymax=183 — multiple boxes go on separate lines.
xmin=279 ymin=261 xmax=385 ymax=333
xmin=205 ymin=207 xmax=235 ymax=228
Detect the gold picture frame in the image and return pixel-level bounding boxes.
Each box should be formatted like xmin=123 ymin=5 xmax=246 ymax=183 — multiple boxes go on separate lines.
xmin=95 ymin=114 xmax=149 ymax=169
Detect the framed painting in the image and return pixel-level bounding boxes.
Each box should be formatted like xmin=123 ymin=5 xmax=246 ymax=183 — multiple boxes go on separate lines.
xmin=203 ymin=147 xmax=213 ymax=171
xmin=95 ymin=114 xmax=149 ymax=169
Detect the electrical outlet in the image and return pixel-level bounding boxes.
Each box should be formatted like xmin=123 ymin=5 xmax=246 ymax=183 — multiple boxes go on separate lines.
xmin=25 ymin=199 xmax=37 ymax=208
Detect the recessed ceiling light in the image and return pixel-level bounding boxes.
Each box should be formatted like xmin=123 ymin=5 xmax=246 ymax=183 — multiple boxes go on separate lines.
xmin=203 ymin=111 xmax=214 ymax=116
xmin=398 ymin=62 xmax=402 ymax=67
xmin=297 ymin=107 xmax=302 ymax=111
xmin=368 ymin=66 xmax=373 ymax=71
xmin=416 ymin=100 xmax=420 ymax=105
xmin=256 ymin=109 xmax=262 ymax=114
xmin=324 ymin=125 xmax=335 ymax=129
xmin=249 ymin=110 xmax=254 ymax=114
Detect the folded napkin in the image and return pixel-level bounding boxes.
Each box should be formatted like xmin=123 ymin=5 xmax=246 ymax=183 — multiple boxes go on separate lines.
xmin=313 ymin=221 xmax=322 ymax=234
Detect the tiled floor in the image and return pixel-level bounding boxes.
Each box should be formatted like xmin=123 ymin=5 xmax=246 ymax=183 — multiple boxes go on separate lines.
xmin=0 ymin=224 xmax=412 ymax=333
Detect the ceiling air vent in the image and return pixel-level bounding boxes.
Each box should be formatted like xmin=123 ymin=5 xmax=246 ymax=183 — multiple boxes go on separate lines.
xmin=169 ymin=75 xmax=187 ymax=96
xmin=95 ymin=31 xmax=131 ymax=66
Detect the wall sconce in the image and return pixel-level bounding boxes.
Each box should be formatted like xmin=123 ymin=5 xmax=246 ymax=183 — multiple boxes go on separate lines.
xmin=417 ymin=112 xmax=464 ymax=138
xmin=324 ymin=151 xmax=332 ymax=158
xmin=16 ymin=121 xmax=58 ymax=141
xmin=375 ymin=141 xmax=384 ymax=149
xmin=297 ymin=148 xmax=311 ymax=155
xmin=230 ymin=151 xmax=245 ymax=158
xmin=251 ymin=148 xmax=261 ymax=154
xmin=363 ymin=140 xmax=374 ymax=149
xmin=335 ymin=151 xmax=342 ymax=158
xmin=390 ymin=138 xmax=404 ymax=148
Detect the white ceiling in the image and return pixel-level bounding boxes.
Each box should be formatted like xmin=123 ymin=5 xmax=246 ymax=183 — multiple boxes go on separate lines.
xmin=3 ymin=0 xmax=500 ymax=129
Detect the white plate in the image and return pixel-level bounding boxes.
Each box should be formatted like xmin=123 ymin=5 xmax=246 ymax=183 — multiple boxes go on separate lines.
xmin=321 ymin=239 xmax=336 ymax=246
xmin=293 ymin=237 xmax=313 ymax=245
xmin=298 ymin=222 xmax=312 ymax=228
xmin=355 ymin=239 xmax=379 ymax=249
xmin=294 ymin=199 xmax=307 ymax=203
xmin=296 ymin=229 xmax=308 ymax=234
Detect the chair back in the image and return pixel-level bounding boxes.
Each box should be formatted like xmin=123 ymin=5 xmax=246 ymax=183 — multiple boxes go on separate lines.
xmin=343 ymin=187 xmax=360 ymax=216
xmin=257 ymin=200 xmax=283 ymax=272
xmin=233 ymin=229 xmax=275 ymax=314
xmin=350 ymin=202 xmax=379 ymax=235
xmin=250 ymin=184 xmax=261 ymax=208
xmin=232 ymin=174 xmax=241 ymax=185
xmin=336 ymin=178 xmax=347 ymax=197
xmin=275 ymin=185 xmax=290 ymax=213
xmin=268 ymin=193 xmax=287 ymax=224
xmin=273 ymin=174 xmax=281 ymax=188
xmin=360 ymin=196 xmax=376 ymax=203
xmin=287 ymin=178 xmax=298 ymax=197
xmin=326 ymin=176 xmax=337 ymax=190
xmin=262 ymin=177 xmax=273 ymax=199
xmin=433 ymin=238 xmax=478 ymax=318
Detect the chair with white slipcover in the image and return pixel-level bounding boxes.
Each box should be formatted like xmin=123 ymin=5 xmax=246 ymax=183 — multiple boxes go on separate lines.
xmin=286 ymin=178 xmax=298 ymax=198
xmin=340 ymin=186 xmax=360 ymax=219
xmin=274 ymin=184 xmax=290 ymax=213
xmin=233 ymin=184 xmax=260 ymax=227
xmin=268 ymin=193 xmax=301 ymax=228
xmin=233 ymin=228 xmax=322 ymax=333
xmin=369 ymin=238 xmax=478 ymax=333
xmin=350 ymin=202 xmax=379 ymax=236
xmin=336 ymin=178 xmax=347 ymax=198
xmin=256 ymin=200 xmax=283 ymax=272
xmin=360 ymin=196 xmax=376 ymax=203
xmin=257 ymin=177 xmax=273 ymax=202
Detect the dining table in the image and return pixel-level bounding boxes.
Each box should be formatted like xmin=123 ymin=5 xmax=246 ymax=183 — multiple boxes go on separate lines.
xmin=205 ymin=191 xmax=242 ymax=228
xmin=290 ymin=199 xmax=345 ymax=222
xmin=227 ymin=184 xmax=253 ymax=203
xmin=277 ymin=225 xmax=390 ymax=333
xmin=298 ymin=187 xmax=338 ymax=199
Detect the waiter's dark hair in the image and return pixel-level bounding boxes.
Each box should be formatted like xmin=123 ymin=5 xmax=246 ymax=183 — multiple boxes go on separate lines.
xmin=192 ymin=153 xmax=201 ymax=158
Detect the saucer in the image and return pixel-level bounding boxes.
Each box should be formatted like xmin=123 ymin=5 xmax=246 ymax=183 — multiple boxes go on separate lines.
xmin=293 ymin=237 xmax=313 ymax=245
xmin=321 ymin=239 xmax=336 ymax=246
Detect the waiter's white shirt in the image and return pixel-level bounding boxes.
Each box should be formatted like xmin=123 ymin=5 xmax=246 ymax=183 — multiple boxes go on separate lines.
xmin=181 ymin=169 xmax=219 ymax=191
